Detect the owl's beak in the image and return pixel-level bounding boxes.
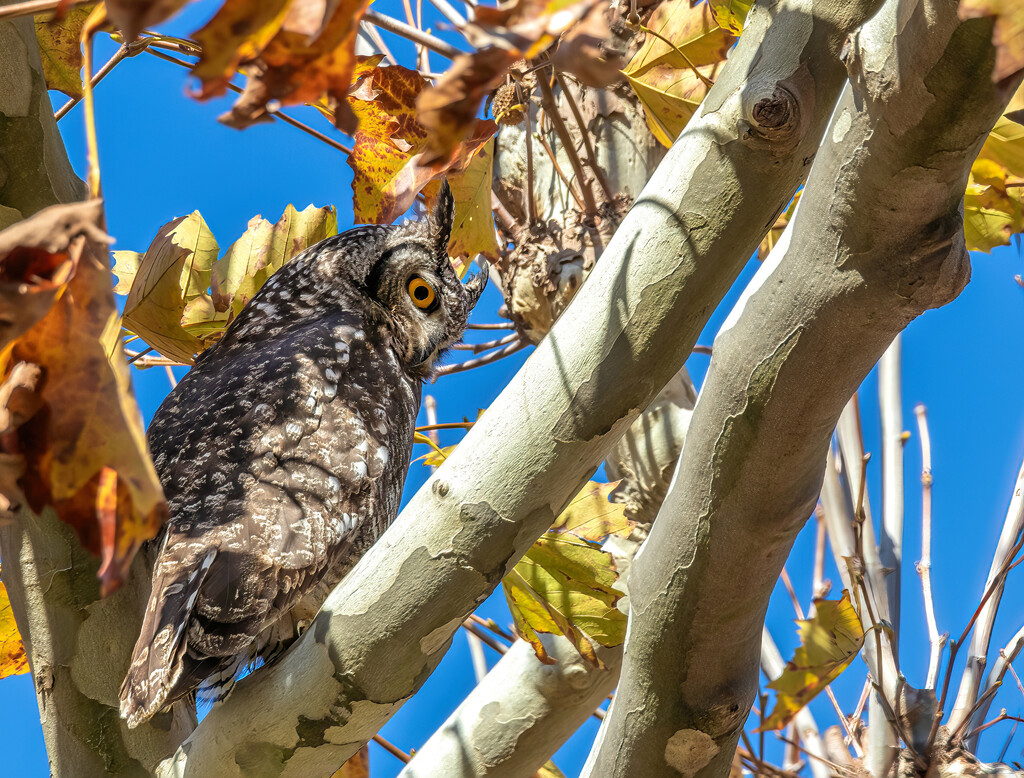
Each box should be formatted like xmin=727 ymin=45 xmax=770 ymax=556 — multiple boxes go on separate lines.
xmin=463 ymin=260 xmax=488 ymax=310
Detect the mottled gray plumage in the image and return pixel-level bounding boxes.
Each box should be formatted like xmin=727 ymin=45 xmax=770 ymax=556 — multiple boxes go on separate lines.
xmin=120 ymin=183 xmax=485 ymax=728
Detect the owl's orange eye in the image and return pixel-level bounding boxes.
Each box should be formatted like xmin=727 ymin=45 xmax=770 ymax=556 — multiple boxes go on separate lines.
xmin=408 ymin=277 xmax=437 ymax=310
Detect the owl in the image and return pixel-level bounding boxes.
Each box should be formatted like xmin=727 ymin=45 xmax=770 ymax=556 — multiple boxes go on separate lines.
xmin=120 ymin=183 xmax=486 ymax=728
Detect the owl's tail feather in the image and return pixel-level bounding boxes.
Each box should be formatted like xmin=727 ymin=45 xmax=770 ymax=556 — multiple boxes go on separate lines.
xmin=119 ymin=549 xmax=216 ymax=728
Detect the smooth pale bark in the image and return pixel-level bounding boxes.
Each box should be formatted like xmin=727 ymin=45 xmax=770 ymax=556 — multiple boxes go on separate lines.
xmin=396 ymin=370 xmax=696 ymax=778
xmin=581 ymin=0 xmax=1019 ymax=775
xmin=157 ymin=0 xmax=883 ymax=770
xmin=948 ymin=452 xmax=1024 ymax=733
xmin=0 ymin=10 xmax=196 ymax=775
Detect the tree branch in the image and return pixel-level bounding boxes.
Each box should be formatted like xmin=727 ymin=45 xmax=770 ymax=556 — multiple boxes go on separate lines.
xmin=581 ymin=0 xmax=1017 ymax=773
xmin=153 ymin=0 xmax=857 ymax=767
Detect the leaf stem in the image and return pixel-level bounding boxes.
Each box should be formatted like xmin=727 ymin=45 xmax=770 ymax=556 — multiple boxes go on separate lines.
xmin=364 ymin=10 xmax=462 ymax=59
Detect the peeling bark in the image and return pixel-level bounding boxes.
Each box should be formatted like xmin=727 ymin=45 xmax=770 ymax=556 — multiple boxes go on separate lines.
xmin=581 ymin=0 xmax=1019 ymax=775
xmin=155 ymin=0 xmax=873 ymax=768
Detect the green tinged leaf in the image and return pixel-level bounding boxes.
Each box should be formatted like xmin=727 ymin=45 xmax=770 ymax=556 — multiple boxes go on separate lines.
xmin=120 ymin=213 xmax=221 ymax=365
xmin=758 ymin=591 xmax=864 ymax=731
xmin=502 ymin=481 xmax=632 ymax=667
xmin=211 ymin=204 xmax=337 ymax=317
xmin=34 ymin=6 xmax=94 ymax=99
xmin=707 ymin=0 xmax=752 ymax=34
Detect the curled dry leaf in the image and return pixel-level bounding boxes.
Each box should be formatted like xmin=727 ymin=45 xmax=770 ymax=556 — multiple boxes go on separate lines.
xmin=0 ymin=573 xmax=28 ymax=680
xmin=348 ymin=65 xmax=498 ymax=237
xmin=419 ymin=0 xmax=598 ymax=161
xmin=551 ymin=2 xmax=626 ymax=89
xmin=116 ymin=203 xmax=337 ymax=362
xmin=624 ymin=0 xmax=735 ymax=147
xmin=34 ymin=5 xmax=95 ymax=100
xmin=958 ymin=0 xmax=1024 ymax=82
xmin=216 ymin=0 xmax=375 ymax=132
xmin=0 ymin=201 xmax=167 ymax=595
xmin=758 ymin=591 xmax=864 ymax=732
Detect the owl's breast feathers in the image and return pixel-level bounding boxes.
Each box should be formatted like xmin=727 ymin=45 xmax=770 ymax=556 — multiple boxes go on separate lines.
xmin=120 ymin=314 xmax=420 ymax=727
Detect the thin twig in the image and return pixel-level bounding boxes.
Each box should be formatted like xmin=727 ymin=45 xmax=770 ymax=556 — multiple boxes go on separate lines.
xmin=450 ymin=333 xmax=519 ymax=353
xmin=535 ymin=133 xmax=585 ymax=212
xmin=426 ymin=0 xmax=467 ymax=27
xmin=461 ymin=620 xmax=508 ymax=654
xmin=145 ymin=48 xmax=355 ymax=155
xmin=466 ymin=321 xmax=515 ymax=330
xmin=1005 ymin=656 xmax=1024 ymax=703
xmin=372 ymin=734 xmax=412 ymax=763
xmin=164 ymin=365 xmax=178 ymax=389
xmin=915 ymin=403 xmax=944 ymax=690
xmin=416 ymin=422 xmax=474 ymax=432
xmin=951 ymin=683 xmax=1002 ymax=743
xmin=812 ymin=507 xmax=828 ymax=599
xmin=970 ymin=711 xmax=1024 ymax=740
xmin=520 ymin=82 xmax=537 ymax=227
xmin=780 ymin=567 xmax=805 ymax=620
xmin=536 ymin=72 xmax=598 ymax=216
xmin=468 ymin=614 xmax=515 ymax=643
xmin=0 ymin=0 xmax=66 ymax=21
xmin=553 ymin=72 xmax=615 ymax=203
xmin=56 ymin=41 xmax=141 ymax=121
xmin=364 ymin=10 xmax=461 ymax=58
xmin=433 ymin=337 xmax=526 ymax=376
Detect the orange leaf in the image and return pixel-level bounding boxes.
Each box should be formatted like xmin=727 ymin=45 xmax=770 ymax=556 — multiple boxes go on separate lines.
xmin=0 ymin=201 xmax=167 ymax=595
xmin=331 ymin=746 xmax=369 ymax=778
xmin=347 ymin=65 xmax=497 ymax=225
xmin=0 ymin=574 xmax=28 ymax=680
xmin=219 ymin=0 xmax=374 ymax=133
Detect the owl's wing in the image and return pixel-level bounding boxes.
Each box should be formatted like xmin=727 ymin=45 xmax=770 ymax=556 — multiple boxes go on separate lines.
xmin=121 ymin=316 xmax=403 ymax=727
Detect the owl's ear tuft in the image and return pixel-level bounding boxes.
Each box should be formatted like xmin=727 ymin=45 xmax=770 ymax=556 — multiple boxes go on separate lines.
xmin=430 ymin=179 xmax=454 ymax=257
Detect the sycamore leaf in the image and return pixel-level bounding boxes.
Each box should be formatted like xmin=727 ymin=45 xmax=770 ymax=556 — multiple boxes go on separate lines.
xmin=624 ymin=0 xmax=735 ymax=148
xmin=0 ymin=574 xmax=28 ymax=680
xmin=118 ymin=212 xmax=221 ymax=365
xmin=34 ymin=5 xmax=94 ymax=99
xmin=758 ymin=590 xmax=864 ymax=731
xmin=707 ymin=0 xmax=753 ymax=35
xmin=347 ymin=65 xmax=497 ymax=226
xmin=550 ymin=480 xmax=633 ymax=541
xmin=965 ymin=157 xmax=1024 ymax=252
xmin=420 ymin=443 xmax=456 ymax=467
xmin=959 ymin=0 xmax=1024 ymax=82
xmin=331 ymin=746 xmax=369 ymax=778
xmin=0 ymin=201 xmax=167 ymax=595
xmin=219 ymin=0 xmax=375 ymax=133
xmin=210 ymin=204 xmax=337 ymax=317
xmin=446 ymin=138 xmax=499 ymax=261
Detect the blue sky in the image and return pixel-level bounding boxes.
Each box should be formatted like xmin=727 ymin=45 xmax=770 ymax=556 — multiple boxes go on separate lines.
xmin=3 ymin=4 xmax=1024 ymax=774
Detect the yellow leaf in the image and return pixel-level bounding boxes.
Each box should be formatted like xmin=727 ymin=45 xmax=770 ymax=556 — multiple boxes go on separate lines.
xmin=707 ymin=0 xmax=752 ymax=35
xmin=191 ymin=0 xmax=293 ymax=98
xmin=550 ymin=480 xmax=633 ymax=542
xmin=34 ymin=6 xmax=94 ymax=99
xmin=447 ymin=139 xmax=499 ymax=261
xmin=120 ymin=212 xmax=220 ymax=365
xmin=0 ymin=573 xmax=28 ymax=680
xmin=758 ymin=591 xmax=864 ymax=731
xmin=623 ymin=0 xmax=734 ymax=148
xmin=534 ymin=760 xmax=567 ymax=778
xmin=210 ymin=204 xmax=337 ymax=318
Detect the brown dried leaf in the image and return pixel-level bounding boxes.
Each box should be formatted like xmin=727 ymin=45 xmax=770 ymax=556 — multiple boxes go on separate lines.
xmin=0 ymin=201 xmax=167 ymax=595
xmin=101 ymin=0 xmax=189 ymax=41
xmin=219 ymin=0 xmax=374 ymax=133
xmin=552 ymin=3 xmax=624 ymax=88
xmin=330 ymin=746 xmax=369 ymax=778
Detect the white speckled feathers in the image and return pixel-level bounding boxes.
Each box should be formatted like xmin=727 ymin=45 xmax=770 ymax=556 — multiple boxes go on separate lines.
xmin=120 ymin=183 xmax=486 ymax=727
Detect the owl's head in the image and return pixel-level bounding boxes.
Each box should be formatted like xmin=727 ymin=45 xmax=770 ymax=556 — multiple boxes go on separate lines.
xmin=361 ymin=181 xmax=487 ymax=375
